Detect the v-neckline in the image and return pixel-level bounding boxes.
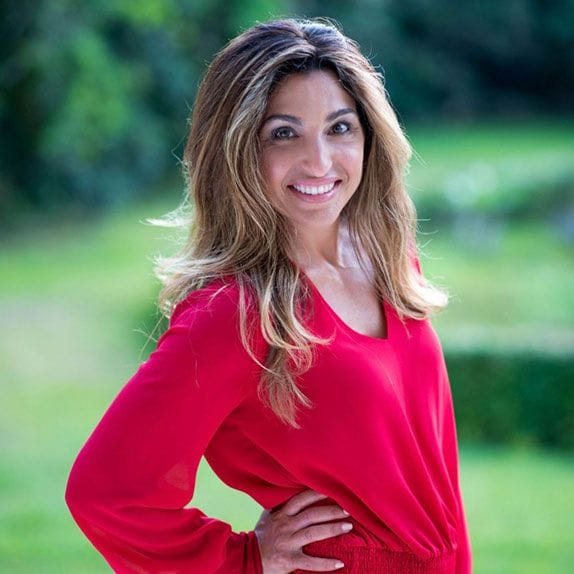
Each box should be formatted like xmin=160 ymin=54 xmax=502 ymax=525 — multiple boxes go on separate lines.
xmin=300 ymin=270 xmax=391 ymax=343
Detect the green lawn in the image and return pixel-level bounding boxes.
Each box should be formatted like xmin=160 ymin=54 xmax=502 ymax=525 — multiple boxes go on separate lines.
xmin=420 ymin=222 xmax=574 ymax=354
xmin=407 ymin=118 xmax=574 ymax=206
xmin=461 ymin=445 xmax=574 ymax=573
xmin=408 ymin=119 xmax=574 ymax=175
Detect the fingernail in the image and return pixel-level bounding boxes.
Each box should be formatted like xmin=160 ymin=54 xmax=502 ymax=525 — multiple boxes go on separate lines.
xmin=335 ymin=561 xmax=345 ymax=569
xmin=341 ymin=509 xmax=350 ymax=515
xmin=341 ymin=522 xmax=353 ymax=531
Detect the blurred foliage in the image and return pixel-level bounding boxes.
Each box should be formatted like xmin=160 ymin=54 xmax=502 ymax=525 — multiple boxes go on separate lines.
xmin=1 ymin=0 xmax=573 ymax=223
xmin=294 ymin=0 xmax=574 ymax=119
xmin=0 ymin=0 xmax=289 ymax=221
xmin=406 ymin=120 xmax=574 ymax=244
xmin=447 ymin=350 xmax=574 ymax=451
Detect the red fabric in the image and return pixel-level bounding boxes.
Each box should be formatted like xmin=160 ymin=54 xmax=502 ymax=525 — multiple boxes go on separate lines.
xmin=66 ymin=256 xmax=472 ymax=573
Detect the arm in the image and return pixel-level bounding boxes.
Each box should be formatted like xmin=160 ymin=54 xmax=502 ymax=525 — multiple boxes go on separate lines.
xmin=65 ymin=284 xmax=265 ymax=573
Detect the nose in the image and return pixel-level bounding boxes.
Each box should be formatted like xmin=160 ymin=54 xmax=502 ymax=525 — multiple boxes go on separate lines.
xmin=300 ymin=136 xmax=332 ymax=176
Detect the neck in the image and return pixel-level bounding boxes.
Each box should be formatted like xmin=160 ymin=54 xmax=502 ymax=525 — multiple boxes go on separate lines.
xmin=290 ymin=218 xmax=357 ymax=271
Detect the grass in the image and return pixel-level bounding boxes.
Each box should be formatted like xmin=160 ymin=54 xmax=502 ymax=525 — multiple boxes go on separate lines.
xmin=461 ymin=445 xmax=574 ymax=573
xmin=419 ymin=222 xmax=574 ymax=354
xmin=406 ymin=118 xmax=574 ymax=193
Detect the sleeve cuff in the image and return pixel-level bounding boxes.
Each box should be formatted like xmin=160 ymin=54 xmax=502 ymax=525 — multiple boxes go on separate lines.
xmin=224 ymin=529 xmax=263 ymax=574
xmin=247 ymin=529 xmax=264 ymax=574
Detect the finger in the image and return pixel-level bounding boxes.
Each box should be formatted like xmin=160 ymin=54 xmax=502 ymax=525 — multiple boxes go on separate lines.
xmin=293 ymin=553 xmax=345 ymax=572
xmin=290 ymin=521 xmax=353 ymax=548
xmin=291 ymin=504 xmax=350 ymax=531
xmin=281 ymin=489 xmax=330 ymax=517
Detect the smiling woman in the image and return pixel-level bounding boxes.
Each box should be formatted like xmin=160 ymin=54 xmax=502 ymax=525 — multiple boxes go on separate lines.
xmin=65 ymin=17 xmax=471 ymax=574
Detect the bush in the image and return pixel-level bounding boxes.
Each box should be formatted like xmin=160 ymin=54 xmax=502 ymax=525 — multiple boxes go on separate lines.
xmin=447 ymin=349 xmax=574 ymax=451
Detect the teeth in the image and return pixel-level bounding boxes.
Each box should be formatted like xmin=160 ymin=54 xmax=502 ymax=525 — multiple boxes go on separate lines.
xmin=292 ymin=182 xmax=336 ymax=195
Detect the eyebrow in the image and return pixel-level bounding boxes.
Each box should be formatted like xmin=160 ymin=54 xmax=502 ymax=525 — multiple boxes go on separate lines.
xmin=261 ymin=107 xmax=357 ymax=127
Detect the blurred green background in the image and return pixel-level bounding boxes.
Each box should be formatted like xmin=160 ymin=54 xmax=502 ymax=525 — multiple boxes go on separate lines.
xmin=1 ymin=1 xmax=573 ymax=572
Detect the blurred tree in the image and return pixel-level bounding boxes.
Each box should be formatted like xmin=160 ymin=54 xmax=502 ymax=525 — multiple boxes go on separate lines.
xmin=292 ymin=0 xmax=574 ymax=119
xmin=0 ymin=0 xmax=289 ymax=223
xmin=0 ymin=0 xmax=572 ymax=222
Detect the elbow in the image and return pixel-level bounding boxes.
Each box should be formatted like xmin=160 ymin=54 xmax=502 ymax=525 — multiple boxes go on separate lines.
xmin=65 ymin=461 xmax=88 ymax=520
xmin=65 ymin=457 xmax=102 ymax=524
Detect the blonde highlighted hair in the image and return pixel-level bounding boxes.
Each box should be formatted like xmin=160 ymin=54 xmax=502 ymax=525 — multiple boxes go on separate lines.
xmin=150 ymin=18 xmax=448 ymax=428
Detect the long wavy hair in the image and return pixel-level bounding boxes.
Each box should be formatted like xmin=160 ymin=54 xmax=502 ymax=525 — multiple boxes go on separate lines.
xmin=150 ymin=18 xmax=449 ymax=429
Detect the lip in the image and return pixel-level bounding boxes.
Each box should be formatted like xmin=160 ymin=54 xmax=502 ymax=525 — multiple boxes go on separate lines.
xmin=287 ymin=180 xmax=341 ymax=202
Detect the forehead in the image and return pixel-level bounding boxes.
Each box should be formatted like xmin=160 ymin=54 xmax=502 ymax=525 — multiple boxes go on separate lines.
xmin=265 ymin=70 xmax=356 ymax=113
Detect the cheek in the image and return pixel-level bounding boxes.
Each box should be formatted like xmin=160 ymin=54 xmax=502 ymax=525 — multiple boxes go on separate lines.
xmin=260 ymin=153 xmax=286 ymax=212
xmin=261 ymin=150 xmax=289 ymax=190
xmin=341 ymin=146 xmax=364 ymax=181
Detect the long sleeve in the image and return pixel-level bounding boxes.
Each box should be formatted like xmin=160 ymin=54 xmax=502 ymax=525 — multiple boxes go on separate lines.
xmin=442 ymin=370 xmax=473 ymax=574
xmin=65 ymin=284 xmax=265 ymax=573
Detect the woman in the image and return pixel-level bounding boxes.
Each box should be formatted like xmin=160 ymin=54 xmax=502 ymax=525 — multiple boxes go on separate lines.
xmin=66 ymin=18 xmax=473 ymax=574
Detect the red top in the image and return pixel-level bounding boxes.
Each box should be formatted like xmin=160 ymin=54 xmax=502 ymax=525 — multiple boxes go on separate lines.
xmin=66 ymin=257 xmax=472 ymax=573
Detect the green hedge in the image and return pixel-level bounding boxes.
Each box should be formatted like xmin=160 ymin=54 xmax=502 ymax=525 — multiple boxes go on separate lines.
xmin=446 ymin=349 xmax=574 ymax=451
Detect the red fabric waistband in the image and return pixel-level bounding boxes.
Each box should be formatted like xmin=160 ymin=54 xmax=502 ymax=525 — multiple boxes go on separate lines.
xmin=294 ymin=537 xmax=457 ymax=574
xmin=289 ymin=498 xmax=457 ymax=573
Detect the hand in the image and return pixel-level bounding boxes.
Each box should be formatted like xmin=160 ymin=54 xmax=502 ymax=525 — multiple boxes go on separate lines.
xmin=254 ymin=488 xmax=352 ymax=573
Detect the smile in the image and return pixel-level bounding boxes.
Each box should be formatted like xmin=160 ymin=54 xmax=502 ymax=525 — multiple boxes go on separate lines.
xmin=289 ymin=181 xmax=339 ymax=196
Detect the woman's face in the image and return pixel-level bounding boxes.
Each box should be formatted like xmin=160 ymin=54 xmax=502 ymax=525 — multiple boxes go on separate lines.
xmin=259 ymin=70 xmax=365 ymax=233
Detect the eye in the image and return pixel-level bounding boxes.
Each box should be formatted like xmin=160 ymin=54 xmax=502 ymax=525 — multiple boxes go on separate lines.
xmin=330 ymin=121 xmax=352 ymax=135
xmin=271 ymin=126 xmax=297 ymax=140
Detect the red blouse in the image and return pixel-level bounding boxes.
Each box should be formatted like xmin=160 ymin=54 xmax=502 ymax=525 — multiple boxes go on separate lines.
xmin=66 ymin=259 xmax=472 ymax=573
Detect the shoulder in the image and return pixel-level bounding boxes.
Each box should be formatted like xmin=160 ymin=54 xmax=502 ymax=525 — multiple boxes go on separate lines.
xmin=166 ymin=276 xmax=264 ymax=356
xmin=171 ymin=276 xmax=245 ymax=325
